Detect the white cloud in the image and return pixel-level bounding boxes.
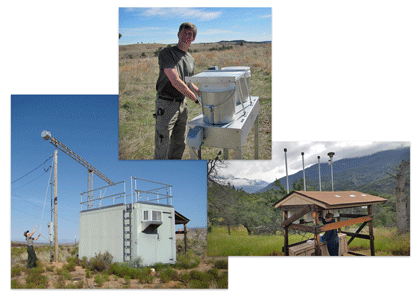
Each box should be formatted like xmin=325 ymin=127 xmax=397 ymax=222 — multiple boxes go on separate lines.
xmin=218 ymin=141 xmax=410 ymax=184
xmin=142 ymin=8 xmax=222 ymax=21
xmin=199 ymin=29 xmax=233 ymax=36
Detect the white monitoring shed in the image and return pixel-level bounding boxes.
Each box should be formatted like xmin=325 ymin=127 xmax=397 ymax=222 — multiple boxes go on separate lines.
xmin=79 ymin=178 xmax=180 ymax=266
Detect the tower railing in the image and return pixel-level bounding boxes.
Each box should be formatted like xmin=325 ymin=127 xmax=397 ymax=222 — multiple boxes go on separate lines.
xmin=80 ymin=181 xmax=126 ymax=211
xmin=131 ymin=177 xmax=173 ymax=206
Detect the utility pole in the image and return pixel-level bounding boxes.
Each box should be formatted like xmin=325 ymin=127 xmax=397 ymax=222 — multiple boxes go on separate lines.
xmin=53 ymin=149 xmax=58 ymax=262
xmin=42 ymin=130 xmax=114 ymax=262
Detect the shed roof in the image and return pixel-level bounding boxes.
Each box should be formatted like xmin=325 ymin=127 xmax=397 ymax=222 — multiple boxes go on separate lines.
xmin=175 ymin=211 xmax=190 ymax=225
xmin=273 ymin=191 xmax=387 ymax=210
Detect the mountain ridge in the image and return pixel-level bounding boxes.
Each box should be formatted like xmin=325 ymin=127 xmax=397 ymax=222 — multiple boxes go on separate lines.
xmin=257 ymin=147 xmax=409 ymax=194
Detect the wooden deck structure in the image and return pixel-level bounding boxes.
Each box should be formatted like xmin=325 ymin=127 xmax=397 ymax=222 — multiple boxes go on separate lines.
xmin=175 ymin=211 xmax=190 ymax=253
xmin=273 ymin=191 xmax=387 ymax=256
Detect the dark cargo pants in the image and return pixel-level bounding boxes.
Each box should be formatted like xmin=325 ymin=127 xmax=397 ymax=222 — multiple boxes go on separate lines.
xmin=154 ymin=96 xmax=188 ymax=159
xmin=27 ymin=246 xmax=37 ymax=269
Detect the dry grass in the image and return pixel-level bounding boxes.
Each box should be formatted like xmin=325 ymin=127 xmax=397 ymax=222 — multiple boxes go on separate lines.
xmin=119 ymin=42 xmax=272 ymax=160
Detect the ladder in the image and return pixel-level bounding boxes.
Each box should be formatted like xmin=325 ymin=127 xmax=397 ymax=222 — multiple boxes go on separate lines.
xmin=123 ymin=204 xmax=132 ymax=262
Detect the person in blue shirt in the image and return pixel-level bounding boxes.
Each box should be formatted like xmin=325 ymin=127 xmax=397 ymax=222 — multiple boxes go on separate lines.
xmin=321 ymin=213 xmax=340 ymax=256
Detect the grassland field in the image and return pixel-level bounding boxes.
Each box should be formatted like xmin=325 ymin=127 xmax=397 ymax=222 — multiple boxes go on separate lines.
xmin=207 ymin=225 xmax=410 ymax=256
xmin=119 ymin=42 xmax=272 ymax=160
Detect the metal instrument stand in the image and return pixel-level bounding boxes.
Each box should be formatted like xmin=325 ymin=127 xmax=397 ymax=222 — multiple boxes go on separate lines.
xmin=187 ymin=96 xmax=260 ymax=160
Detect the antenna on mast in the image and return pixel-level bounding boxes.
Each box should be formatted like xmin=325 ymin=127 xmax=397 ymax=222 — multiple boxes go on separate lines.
xmin=317 ymin=156 xmax=322 ymax=191
xmin=284 ymin=148 xmax=289 ymax=194
xmin=301 ymin=152 xmax=306 ymax=191
xmin=327 ymin=152 xmax=335 ymax=191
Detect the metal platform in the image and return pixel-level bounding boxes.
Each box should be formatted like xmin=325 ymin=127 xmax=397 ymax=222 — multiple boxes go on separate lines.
xmin=187 ymin=96 xmax=260 ymax=159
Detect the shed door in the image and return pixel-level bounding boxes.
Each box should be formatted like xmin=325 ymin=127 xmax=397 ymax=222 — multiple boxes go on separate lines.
xmin=155 ymin=211 xmax=175 ymax=263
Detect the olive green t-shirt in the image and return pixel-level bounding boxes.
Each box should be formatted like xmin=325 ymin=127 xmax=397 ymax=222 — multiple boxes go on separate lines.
xmin=156 ymin=46 xmax=195 ymax=100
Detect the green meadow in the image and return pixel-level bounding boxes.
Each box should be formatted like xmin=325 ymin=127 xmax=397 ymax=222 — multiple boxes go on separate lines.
xmin=207 ymin=225 xmax=410 ymax=256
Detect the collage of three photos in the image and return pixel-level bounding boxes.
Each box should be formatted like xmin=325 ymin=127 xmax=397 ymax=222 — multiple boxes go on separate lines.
xmin=9 ymin=6 xmax=412 ymax=292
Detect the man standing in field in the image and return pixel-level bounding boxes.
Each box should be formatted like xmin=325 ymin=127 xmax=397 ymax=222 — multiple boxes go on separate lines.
xmin=25 ymin=225 xmax=41 ymax=269
xmin=154 ymin=22 xmax=201 ymax=159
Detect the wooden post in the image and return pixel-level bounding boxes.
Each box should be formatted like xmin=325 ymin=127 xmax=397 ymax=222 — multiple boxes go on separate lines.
xmin=183 ymin=224 xmax=187 ymax=253
xmin=337 ymin=216 xmax=342 ymax=234
xmin=283 ymin=210 xmax=289 ymax=256
xmin=313 ymin=209 xmax=321 ymax=256
xmin=368 ymin=205 xmax=375 ymax=256
xmin=53 ymin=150 xmax=58 ymax=263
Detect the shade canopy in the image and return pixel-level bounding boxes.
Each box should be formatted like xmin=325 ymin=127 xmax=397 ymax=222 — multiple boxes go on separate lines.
xmin=274 ymin=191 xmax=387 ymax=210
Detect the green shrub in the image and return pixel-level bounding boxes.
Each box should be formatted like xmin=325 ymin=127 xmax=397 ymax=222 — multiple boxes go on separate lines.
xmin=179 ymin=272 xmax=191 ymax=283
xmin=174 ymin=251 xmax=200 ymax=269
xmin=70 ymin=246 xmax=78 ymax=256
xmin=11 ymin=279 xmax=23 ymax=289
xmin=189 ymin=279 xmax=210 ymax=289
xmin=54 ymin=275 xmax=66 ymax=289
xmin=216 ymin=272 xmax=228 ymax=289
xmin=159 ymin=268 xmax=177 ymax=283
xmin=11 ymin=266 xmax=22 ymax=277
xmin=63 ymin=261 xmax=76 ymax=272
xmin=135 ymin=268 xmax=154 ymax=284
xmin=214 ymin=259 xmax=228 ymax=269
xmin=90 ymin=252 xmax=113 ymax=272
xmin=25 ymin=268 xmax=48 ymax=288
xmin=67 ymin=256 xmax=80 ymax=265
xmin=94 ymin=274 xmax=105 ymax=287
xmin=189 ymin=270 xmax=205 ymax=281
xmin=66 ymin=281 xmax=84 ymax=289
xmin=109 ymin=263 xmax=120 ymax=276
xmin=153 ymin=262 xmax=167 ymax=272
xmin=85 ymin=267 xmax=90 ymax=278
xmin=124 ymin=275 xmax=131 ymax=286
xmin=127 ymin=257 xmax=143 ymax=268
xmin=207 ymin=267 xmax=219 ymax=280
xmin=45 ymin=265 xmax=54 ymax=272
xmin=57 ymin=268 xmax=72 ymax=280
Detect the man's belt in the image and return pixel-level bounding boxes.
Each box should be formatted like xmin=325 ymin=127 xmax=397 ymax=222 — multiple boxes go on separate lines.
xmin=158 ymin=94 xmax=184 ymax=102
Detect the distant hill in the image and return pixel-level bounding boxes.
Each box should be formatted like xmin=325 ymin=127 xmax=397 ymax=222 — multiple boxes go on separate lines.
xmin=217 ymin=40 xmax=271 ymax=44
xmin=257 ymin=147 xmax=410 ymax=194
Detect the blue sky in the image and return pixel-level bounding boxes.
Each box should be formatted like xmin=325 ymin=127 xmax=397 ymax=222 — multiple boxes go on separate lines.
xmin=119 ymin=7 xmax=272 ymax=45
xmin=11 ymin=95 xmax=207 ymax=243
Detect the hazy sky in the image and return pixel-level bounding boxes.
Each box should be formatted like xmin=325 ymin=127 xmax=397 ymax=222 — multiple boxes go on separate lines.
xmin=218 ymin=141 xmax=410 ymax=183
xmin=119 ymin=7 xmax=272 ymax=45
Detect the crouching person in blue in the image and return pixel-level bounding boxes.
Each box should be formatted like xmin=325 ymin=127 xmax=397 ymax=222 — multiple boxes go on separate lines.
xmin=24 ymin=225 xmax=41 ymax=269
xmin=321 ymin=213 xmax=339 ymax=256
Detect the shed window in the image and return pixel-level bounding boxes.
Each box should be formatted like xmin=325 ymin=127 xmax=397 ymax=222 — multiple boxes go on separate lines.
xmin=152 ymin=210 xmax=162 ymax=222
xmin=143 ymin=210 xmax=149 ymax=221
